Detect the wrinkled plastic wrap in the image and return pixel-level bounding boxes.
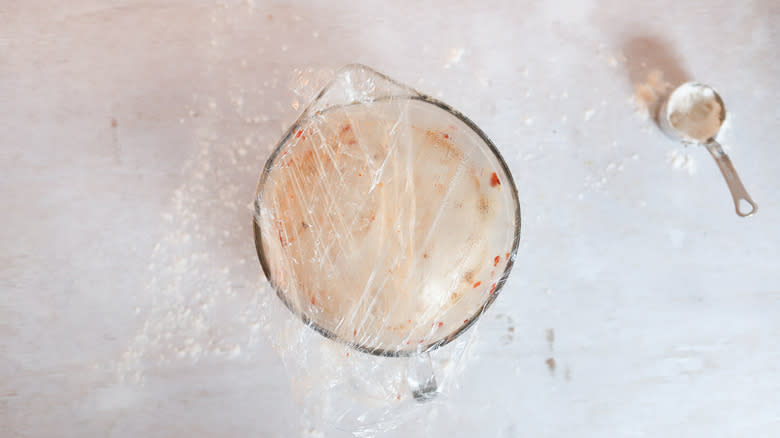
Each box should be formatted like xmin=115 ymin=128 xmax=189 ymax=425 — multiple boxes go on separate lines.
xmin=253 ymin=64 xmax=521 ymax=434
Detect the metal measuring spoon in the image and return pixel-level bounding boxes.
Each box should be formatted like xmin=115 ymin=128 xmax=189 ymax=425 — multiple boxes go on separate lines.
xmin=659 ymin=82 xmax=757 ymax=217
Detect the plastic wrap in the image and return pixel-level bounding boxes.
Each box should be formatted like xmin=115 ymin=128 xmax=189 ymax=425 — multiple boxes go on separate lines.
xmin=253 ymin=64 xmax=521 ymax=434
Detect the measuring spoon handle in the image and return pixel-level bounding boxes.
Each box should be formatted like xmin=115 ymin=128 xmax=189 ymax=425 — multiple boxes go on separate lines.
xmin=705 ymin=140 xmax=757 ymax=217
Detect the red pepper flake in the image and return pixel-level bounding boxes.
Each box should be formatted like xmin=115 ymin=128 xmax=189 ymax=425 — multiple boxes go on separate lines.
xmin=490 ymin=172 xmax=501 ymax=187
xmin=358 ymin=173 xmax=362 ymax=177
xmin=419 ymin=339 xmax=425 ymax=343
xmin=408 ymin=319 xmax=412 ymax=323
xmin=353 ymin=329 xmax=357 ymax=336
xmin=494 ymin=255 xmax=500 ymax=267
xmin=310 ymin=296 xmax=316 ymax=305
xmin=406 ymin=341 xmax=411 ymax=345
xmin=473 ymin=281 xmax=481 ymax=288
xmin=464 ymin=319 xmax=469 ymax=323
xmin=341 ymin=124 xmax=351 ymax=132
xmin=489 ymin=283 xmax=496 ymax=294
xmin=295 ymin=129 xmax=303 ymax=138
xmin=397 ymin=394 xmax=401 ymax=400
xmin=443 ymin=133 xmax=449 ymax=139
xmin=346 ymin=352 xmax=349 ymax=357
xmin=371 ymin=214 xmax=376 ymax=221
xmin=437 ymin=322 xmax=444 ymax=328
xmin=505 ymin=252 xmax=510 ymax=260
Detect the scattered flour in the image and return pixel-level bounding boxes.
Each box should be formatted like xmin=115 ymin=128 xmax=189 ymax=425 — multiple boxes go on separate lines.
xmin=443 ymin=47 xmax=465 ymax=69
xmin=597 ymin=44 xmax=626 ymax=69
xmin=579 ymin=153 xmax=634 ymax=198
xmin=632 ymin=70 xmax=672 ymax=119
xmin=113 ymin=78 xmax=288 ymax=383
xmin=666 ymin=149 xmax=697 ymax=175
xmin=584 ymin=108 xmax=595 ymax=121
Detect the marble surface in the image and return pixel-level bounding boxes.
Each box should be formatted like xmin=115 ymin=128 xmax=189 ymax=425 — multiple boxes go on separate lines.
xmin=2 ymin=0 xmax=779 ymax=436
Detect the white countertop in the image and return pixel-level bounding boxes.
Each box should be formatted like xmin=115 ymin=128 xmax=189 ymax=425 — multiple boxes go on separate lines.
xmin=3 ymin=1 xmax=779 ymax=436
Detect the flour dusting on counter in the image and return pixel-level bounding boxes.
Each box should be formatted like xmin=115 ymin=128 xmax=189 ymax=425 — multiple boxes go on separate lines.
xmin=632 ymin=70 xmax=671 ymax=119
xmin=666 ymin=149 xmax=697 ymax=175
xmin=443 ymin=47 xmax=465 ymax=68
xmin=113 ymin=87 xmax=288 ymax=383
